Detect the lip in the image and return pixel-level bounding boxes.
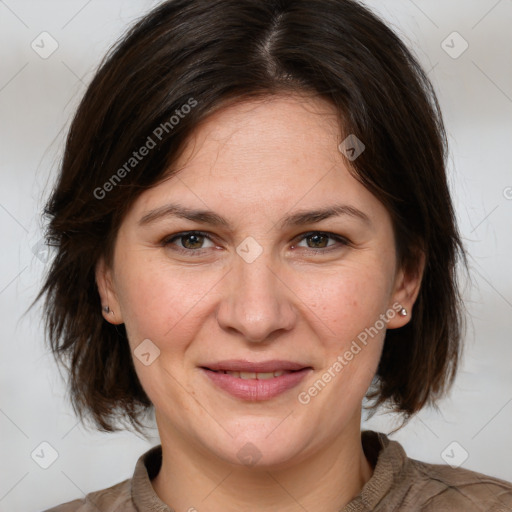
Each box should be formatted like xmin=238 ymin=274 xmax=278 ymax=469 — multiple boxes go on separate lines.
xmin=200 ymin=364 xmax=312 ymax=401
xmin=201 ymin=359 xmax=310 ymax=373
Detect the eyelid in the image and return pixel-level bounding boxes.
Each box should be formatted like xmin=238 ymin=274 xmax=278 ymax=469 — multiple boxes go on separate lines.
xmin=292 ymin=231 xmax=351 ymax=249
xmin=161 ymin=230 xmax=216 ymax=251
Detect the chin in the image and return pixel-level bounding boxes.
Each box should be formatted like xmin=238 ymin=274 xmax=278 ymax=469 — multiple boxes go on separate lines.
xmin=200 ymin=422 xmax=310 ymax=469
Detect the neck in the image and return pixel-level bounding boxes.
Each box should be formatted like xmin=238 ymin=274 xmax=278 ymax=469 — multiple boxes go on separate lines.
xmin=152 ymin=414 xmax=374 ymax=512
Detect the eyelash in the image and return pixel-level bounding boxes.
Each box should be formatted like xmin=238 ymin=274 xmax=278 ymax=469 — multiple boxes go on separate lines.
xmin=161 ymin=230 xmax=350 ymax=256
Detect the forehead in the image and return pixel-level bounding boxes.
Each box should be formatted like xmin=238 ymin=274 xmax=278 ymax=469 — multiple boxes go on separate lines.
xmin=174 ymin=94 xmax=342 ymax=176
xmin=123 ymin=94 xmax=386 ymax=228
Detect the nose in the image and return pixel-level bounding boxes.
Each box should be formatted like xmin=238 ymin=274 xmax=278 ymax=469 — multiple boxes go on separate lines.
xmin=215 ymin=253 xmax=297 ymax=343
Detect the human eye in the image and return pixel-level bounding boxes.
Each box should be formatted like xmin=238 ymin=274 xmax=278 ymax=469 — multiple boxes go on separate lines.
xmin=292 ymin=231 xmax=350 ymax=253
xmin=161 ymin=230 xmax=217 ymax=255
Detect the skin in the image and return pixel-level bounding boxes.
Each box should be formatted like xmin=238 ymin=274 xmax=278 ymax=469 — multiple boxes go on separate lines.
xmin=96 ymin=93 xmax=424 ymax=512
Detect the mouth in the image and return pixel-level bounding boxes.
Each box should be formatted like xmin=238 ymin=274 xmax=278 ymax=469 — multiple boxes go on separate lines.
xmin=200 ymin=359 xmax=311 ymax=373
xmin=203 ymin=369 xmax=300 ymax=379
xmin=199 ymin=360 xmax=313 ymax=401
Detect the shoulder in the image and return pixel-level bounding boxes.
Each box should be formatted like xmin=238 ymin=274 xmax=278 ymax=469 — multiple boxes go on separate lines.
xmin=407 ymin=457 xmax=512 ymax=511
xmin=360 ymin=431 xmax=512 ymax=512
xmin=42 ymin=478 xmax=134 ymax=512
xmin=41 ymin=443 xmax=166 ymax=512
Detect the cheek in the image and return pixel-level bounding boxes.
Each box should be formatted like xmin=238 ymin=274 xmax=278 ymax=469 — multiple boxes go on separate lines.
xmin=296 ymin=268 xmax=390 ymax=417
xmin=115 ymin=262 xmax=213 ymax=403
xmin=303 ymin=263 xmax=393 ymax=342
xmin=116 ymin=258 xmax=224 ymax=350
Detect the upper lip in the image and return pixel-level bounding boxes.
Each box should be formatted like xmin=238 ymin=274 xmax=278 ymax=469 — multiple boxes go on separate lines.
xmin=201 ymin=360 xmax=311 ymax=373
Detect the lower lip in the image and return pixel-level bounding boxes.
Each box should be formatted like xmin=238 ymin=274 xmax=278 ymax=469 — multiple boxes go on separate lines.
xmin=201 ymin=368 xmax=312 ymax=401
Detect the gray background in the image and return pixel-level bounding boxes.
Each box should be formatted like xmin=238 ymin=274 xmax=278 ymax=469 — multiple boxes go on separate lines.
xmin=0 ymin=1 xmax=511 ymax=511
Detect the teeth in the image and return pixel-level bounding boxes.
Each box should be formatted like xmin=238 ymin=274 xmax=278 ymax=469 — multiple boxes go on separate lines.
xmin=218 ymin=370 xmax=293 ymax=379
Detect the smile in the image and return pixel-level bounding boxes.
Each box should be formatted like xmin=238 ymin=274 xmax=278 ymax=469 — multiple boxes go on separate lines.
xmin=201 ymin=367 xmax=312 ymax=400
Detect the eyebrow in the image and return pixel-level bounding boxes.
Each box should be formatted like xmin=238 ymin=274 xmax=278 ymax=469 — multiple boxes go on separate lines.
xmin=138 ymin=202 xmax=372 ymax=229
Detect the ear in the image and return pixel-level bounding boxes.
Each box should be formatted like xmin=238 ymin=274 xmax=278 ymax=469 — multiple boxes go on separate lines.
xmin=95 ymin=256 xmax=124 ymax=325
xmin=387 ymin=249 xmax=425 ymax=329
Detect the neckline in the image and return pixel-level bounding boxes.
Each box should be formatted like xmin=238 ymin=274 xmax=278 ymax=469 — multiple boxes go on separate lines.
xmin=132 ymin=430 xmax=408 ymax=512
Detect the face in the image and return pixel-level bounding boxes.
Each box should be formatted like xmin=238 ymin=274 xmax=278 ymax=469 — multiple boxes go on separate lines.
xmin=97 ymin=94 xmax=422 ymax=468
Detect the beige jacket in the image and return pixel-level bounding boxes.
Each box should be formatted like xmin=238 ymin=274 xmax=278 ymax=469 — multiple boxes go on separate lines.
xmin=44 ymin=430 xmax=512 ymax=511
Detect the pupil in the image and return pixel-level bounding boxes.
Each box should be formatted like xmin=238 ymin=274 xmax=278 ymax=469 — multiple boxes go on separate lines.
xmin=184 ymin=234 xmax=203 ymax=249
xmin=309 ymin=234 xmax=327 ymax=248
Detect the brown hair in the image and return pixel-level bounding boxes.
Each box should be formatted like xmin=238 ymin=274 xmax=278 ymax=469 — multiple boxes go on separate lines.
xmin=33 ymin=0 xmax=468 ymax=432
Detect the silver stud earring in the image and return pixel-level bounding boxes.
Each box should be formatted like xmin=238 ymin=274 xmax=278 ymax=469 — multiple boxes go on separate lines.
xmin=399 ymin=307 xmax=408 ymax=317
xmin=102 ymin=305 xmax=111 ymax=314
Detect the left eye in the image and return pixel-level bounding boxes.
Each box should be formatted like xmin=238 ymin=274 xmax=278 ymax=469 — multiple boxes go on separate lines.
xmin=294 ymin=232 xmax=346 ymax=250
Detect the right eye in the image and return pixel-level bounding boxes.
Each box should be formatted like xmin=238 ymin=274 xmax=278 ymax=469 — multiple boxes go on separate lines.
xmin=161 ymin=231 xmax=217 ymax=255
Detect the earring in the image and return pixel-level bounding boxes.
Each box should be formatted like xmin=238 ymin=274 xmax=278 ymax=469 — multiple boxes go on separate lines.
xmin=102 ymin=305 xmax=111 ymax=314
xmin=399 ymin=307 xmax=408 ymax=317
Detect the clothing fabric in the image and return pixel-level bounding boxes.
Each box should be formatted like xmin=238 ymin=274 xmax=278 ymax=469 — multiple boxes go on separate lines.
xmin=44 ymin=430 xmax=512 ymax=511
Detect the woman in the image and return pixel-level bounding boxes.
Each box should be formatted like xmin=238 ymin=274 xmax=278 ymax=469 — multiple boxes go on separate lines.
xmin=36 ymin=0 xmax=512 ymax=510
